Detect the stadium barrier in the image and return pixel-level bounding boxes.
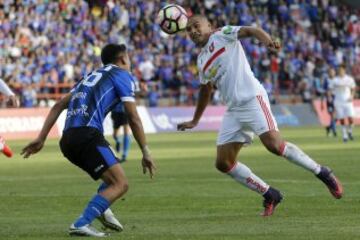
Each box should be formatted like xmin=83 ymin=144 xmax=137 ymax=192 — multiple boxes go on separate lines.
xmin=0 ymin=103 xmax=324 ymax=140
xmin=313 ymin=100 xmax=360 ymax=126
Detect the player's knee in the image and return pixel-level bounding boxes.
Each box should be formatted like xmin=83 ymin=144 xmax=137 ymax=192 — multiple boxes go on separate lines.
xmin=215 ymin=158 xmax=233 ymax=173
xmin=112 ymin=180 xmax=129 ymax=198
xmin=265 ymin=141 xmax=282 ymax=156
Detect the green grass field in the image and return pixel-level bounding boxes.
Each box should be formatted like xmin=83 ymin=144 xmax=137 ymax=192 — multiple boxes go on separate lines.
xmin=0 ymin=127 xmax=359 ymax=240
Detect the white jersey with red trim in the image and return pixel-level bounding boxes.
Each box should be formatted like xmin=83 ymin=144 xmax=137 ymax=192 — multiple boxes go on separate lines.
xmin=328 ymin=74 xmax=356 ymax=104
xmin=197 ymin=25 xmax=264 ymax=107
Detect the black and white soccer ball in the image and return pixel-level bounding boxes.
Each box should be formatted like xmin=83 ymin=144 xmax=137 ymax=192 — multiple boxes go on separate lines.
xmin=157 ymin=4 xmax=188 ymax=34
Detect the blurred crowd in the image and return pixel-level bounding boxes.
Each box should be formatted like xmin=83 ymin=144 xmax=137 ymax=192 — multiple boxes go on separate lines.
xmin=0 ymin=0 xmax=359 ymax=107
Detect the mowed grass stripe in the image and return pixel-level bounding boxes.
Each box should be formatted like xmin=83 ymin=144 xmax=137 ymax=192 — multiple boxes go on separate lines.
xmin=0 ymin=127 xmax=359 ymax=240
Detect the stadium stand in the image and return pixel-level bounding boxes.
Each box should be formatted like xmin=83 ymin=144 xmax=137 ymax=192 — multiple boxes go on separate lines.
xmin=0 ymin=0 xmax=359 ymax=107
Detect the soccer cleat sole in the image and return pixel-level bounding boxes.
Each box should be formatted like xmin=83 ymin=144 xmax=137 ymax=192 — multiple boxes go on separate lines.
xmin=69 ymin=229 xmax=109 ymax=237
xmin=97 ymin=215 xmax=123 ymax=232
xmin=262 ymin=195 xmax=283 ymax=217
xmin=69 ymin=229 xmax=90 ymax=237
xmin=2 ymin=145 xmax=13 ymax=158
xmin=328 ymin=175 xmax=343 ymax=199
xmin=262 ymin=201 xmax=282 ymax=217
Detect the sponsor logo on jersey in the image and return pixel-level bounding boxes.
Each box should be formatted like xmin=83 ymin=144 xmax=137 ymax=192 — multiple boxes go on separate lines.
xmin=66 ymin=104 xmax=89 ymax=118
xmin=223 ymin=26 xmax=233 ymax=35
xmin=94 ymin=164 xmax=104 ymax=173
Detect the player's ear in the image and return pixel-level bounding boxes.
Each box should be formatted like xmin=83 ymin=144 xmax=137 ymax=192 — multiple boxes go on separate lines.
xmin=119 ymin=55 xmax=126 ymax=65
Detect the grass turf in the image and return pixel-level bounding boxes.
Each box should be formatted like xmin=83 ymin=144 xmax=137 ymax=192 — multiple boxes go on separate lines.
xmin=0 ymin=127 xmax=359 ymax=240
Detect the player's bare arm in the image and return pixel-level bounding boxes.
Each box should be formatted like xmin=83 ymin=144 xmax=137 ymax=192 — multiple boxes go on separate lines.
xmin=21 ymin=93 xmax=72 ymax=158
xmin=350 ymin=86 xmax=355 ymax=102
xmin=7 ymin=95 xmax=20 ymax=107
xmin=123 ymin=101 xmax=156 ymax=178
xmin=238 ymin=26 xmax=280 ymax=52
xmin=177 ymin=82 xmax=213 ymax=131
xmin=0 ymin=78 xmax=20 ymax=107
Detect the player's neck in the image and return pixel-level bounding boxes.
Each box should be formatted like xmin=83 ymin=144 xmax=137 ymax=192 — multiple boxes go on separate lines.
xmin=112 ymin=63 xmax=130 ymax=72
xmin=198 ymin=33 xmax=211 ymax=48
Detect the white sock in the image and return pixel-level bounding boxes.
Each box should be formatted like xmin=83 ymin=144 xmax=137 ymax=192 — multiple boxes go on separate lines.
xmin=227 ymin=162 xmax=269 ymax=194
xmin=342 ymin=125 xmax=348 ymax=139
xmin=281 ymin=142 xmax=321 ymax=174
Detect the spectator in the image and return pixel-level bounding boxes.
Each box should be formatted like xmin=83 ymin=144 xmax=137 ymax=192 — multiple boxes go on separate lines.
xmin=21 ymin=84 xmax=37 ymax=108
xmin=0 ymin=0 xmax=359 ymax=108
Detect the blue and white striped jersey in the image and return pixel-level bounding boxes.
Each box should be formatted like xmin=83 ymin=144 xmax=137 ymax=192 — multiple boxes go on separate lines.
xmin=64 ymin=64 xmax=136 ymax=132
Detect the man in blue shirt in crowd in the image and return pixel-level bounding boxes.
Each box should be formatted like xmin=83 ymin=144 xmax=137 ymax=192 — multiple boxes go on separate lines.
xmin=21 ymin=44 xmax=156 ymax=237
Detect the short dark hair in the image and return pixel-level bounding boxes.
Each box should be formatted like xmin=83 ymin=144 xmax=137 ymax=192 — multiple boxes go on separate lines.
xmin=101 ymin=44 xmax=127 ymax=65
xmin=338 ymin=64 xmax=346 ymax=69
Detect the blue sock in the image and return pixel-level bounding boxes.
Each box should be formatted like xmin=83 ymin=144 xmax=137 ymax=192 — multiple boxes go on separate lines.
xmin=123 ymin=135 xmax=131 ymax=158
xmin=97 ymin=182 xmax=108 ymax=193
xmin=113 ymin=135 xmax=121 ymax=152
xmin=74 ymin=194 xmax=110 ymax=227
xmin=330 ymin=119 xmax=336 ymax=132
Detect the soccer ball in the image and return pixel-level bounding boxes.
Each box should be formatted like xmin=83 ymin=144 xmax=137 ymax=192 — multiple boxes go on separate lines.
xmin=157 ymin=4 xmax=188 ymax=34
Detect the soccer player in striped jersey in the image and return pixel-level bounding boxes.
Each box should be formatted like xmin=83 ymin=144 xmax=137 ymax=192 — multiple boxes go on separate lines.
xmin=178 ymin=15 xmax=343 ymax=216
xmin=21 ymin=44 xmax=156 ymax=237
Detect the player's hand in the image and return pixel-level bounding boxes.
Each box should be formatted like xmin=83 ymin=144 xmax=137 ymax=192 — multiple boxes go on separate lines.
xmin=21 ymin=138 xmax=45 ymax=158
xmin=177 ymin=120 xmax=197 ymax=131
xmin=7 ymin=95 xmax=20 ymax=107
xmin=142 ymin=155 xmax=156 ymax=179
xmin=267 ymin=40 xmax=281 ymax=52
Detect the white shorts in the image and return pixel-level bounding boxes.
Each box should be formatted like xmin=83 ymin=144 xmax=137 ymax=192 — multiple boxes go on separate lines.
xmin=217 ymin=94 xmax=278 ymax=146
xmin=335 ymin=101 xmax=354 ymax=119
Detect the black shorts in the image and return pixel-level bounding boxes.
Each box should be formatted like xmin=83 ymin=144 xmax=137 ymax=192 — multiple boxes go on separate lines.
xmin=111 ymin=111 xmax=128 ymax=129
xmin=59 ymin=127 xmax=120 ymax=180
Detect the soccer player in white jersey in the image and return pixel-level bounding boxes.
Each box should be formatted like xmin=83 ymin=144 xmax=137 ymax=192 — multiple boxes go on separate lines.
xmin=178 ymin=15 xmax=343 ymax=216
xmin=0 ymin=78 xmax=19 ymax=157
xmin=329 ymin=65 xmax=356 ymax=142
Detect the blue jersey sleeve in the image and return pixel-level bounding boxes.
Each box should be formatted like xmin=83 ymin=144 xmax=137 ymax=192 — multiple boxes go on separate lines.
xmin=111 ymin=71 xmax=136 ymax=102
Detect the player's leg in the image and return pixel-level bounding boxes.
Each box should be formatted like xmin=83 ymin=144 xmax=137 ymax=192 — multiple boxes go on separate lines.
xmin=339 ymin=118 xmax=348 ymax=142
xmin=121 ymin=124 xmax=131 ymax=162
xmin=259 ymin=124 xmax=343 ymax=199
xmin=70 ymin=164 xmax=127 ymax=236
xmin=335 ymin=103 xmax=348 ymax=142
xmin=0 ymin=136 xmax=13 ymax=158
xmin=329 ymin=111 xmax=337 ymax=137
xmin=216 ymin=142 xmax=282 ymax=216
xmin=260 ymin=130 xmax=321 ymax=173
xmin=61 ymin=128 xmax=126 ymax=236
xmin=97 ymin=181 xmax=123 ymax=231
xmin=216 ymin=111 xmax=282 ymax=216
xmin=347 ymin=117 xmax=354 ymax=140
xmin=113 ymin=127 xmax=121 ymax=153
xmin=111 ymin=112 xmax=122 ymax=152
xmin=256 ymin=93 xmax=342 ymax=199
xmin=217 ymin=143 xmax=269 ymax=193
xmin=344 ymin=103 xmax=355 ymax=140
xmin=326 ymin=104 xmax=337 ymax=137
